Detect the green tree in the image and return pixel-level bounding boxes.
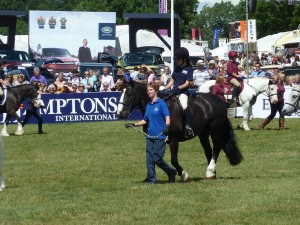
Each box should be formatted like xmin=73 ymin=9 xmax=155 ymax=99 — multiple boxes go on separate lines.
xmin=251 ymin=0 xmax=300 ymax=38
xmin=190 ymin=1 xmax=240 ymax=48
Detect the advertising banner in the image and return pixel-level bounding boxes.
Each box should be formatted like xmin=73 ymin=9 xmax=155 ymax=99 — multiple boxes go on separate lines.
xmin=240 ymin=21 xmax=247 ymax=42
xmin=0 ymin=92 xmax=143 ymax=124
xmin=213 ymin=28 xmax=219 ymax=49
xmin=29 ymin=11 xmax=116 ymax=60
xmin=158 ymin=0 xmax=168 ymax=36
xmin=247 ymin=19 xmax=257 ymax=42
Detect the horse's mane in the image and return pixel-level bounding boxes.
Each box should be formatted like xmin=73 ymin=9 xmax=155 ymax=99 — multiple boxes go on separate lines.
xmin=9 ymin=84 xmax=34 ymax=89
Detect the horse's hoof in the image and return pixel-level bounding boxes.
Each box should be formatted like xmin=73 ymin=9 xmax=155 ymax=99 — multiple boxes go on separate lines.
xmin=244 ymin=128 xmax=251 ymax=131
xmin=1 ymin=132 xmax=9 ymax=137
xmin=206 ymin=170 xmax=216 ymax=178
xmin=0 ymin=182 xmax=5 ymax=190
xmin=15 ymin=131 xmax=24 ymax=136
xmin=237 ymin=123 xmax=242 ymax=129
xmin=180 ymin=170 xmax=189 ymax=182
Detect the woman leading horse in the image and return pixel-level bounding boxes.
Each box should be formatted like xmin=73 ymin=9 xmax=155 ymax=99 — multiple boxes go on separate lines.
xmin=117 ymin=78 xmax=243 ymax=181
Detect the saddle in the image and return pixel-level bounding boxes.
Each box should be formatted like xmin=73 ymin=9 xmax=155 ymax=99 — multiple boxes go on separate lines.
xmin=210 ymin=80 xmax=244 ymax=105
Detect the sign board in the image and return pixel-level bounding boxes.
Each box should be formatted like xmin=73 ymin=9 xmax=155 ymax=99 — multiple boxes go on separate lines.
xmin=247 ymin=19 xmax=257 ymax=42
xmin=29 ymin=11 xmax=116 ymax=59
xmin=0 ymin=92 xmax=143 ymax=124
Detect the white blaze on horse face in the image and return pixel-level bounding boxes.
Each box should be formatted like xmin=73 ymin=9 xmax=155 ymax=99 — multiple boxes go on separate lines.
xmin=117 ymin=88 xmax=126 ymax=115
xmin=268 ymin=84 xmax=278 ymax=104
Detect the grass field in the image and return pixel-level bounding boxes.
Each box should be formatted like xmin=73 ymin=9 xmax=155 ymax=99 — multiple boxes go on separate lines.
xmin=0 ymin=118 xmax=300 ymax=225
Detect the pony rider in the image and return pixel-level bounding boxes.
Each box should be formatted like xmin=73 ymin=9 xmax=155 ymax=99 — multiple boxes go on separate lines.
xmin=226 ymin=50 xmax=243 ymax=104
xmin=163 ymin=47 xmax=194 ymax=138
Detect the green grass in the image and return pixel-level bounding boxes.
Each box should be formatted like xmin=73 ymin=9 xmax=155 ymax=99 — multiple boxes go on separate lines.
xmin=0 ymin=118 xmax=300 ymax=225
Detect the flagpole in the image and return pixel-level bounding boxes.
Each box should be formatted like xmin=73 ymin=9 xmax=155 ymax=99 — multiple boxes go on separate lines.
xmin=246 ymin=0 xmax=249 ymax=80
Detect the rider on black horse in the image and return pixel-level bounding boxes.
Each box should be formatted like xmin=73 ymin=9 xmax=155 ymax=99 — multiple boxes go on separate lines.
xmin=162 ymin=47 xmax=194 ymax=138
xmin=226 ymin=50 xmax=243 ymax=105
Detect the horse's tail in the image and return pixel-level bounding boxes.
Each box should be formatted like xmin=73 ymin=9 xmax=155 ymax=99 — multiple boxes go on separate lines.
xmin=222 ymin=118 xmax=243 ymax=165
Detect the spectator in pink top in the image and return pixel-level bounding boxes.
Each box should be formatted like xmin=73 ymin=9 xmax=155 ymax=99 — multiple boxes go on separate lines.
xmin=212 ymin=75 xmax=226 ymax=102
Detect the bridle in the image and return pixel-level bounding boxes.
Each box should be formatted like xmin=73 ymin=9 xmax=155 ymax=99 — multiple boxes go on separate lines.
xmin=266 ymin=84 xmax=278 ymax=99
xmin=284 ymin=88 xmax=300 ymax=112
xmin=119 ymin=87 xmax=137 ymax=120
xmin=245 ymin=79 xmax=276 ymax=98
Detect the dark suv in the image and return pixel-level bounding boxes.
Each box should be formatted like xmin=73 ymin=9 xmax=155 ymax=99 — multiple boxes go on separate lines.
xmin=0 ymin=50 xmax=33 ymax=71
xmin=122 ymin=52 xmax=164 ymax=76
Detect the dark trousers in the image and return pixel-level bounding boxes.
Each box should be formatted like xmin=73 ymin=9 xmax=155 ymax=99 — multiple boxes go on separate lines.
xmin=22 ymin=108 xmax=43 ymax=131
xmin=267 ymin=102 xmax=284 ymax=120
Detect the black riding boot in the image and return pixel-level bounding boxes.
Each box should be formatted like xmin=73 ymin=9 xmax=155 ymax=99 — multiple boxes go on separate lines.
xmin=232 ymin=86 xmax=240 ymax=106
xmin=184 ymin=108 xmax=194 ymax=138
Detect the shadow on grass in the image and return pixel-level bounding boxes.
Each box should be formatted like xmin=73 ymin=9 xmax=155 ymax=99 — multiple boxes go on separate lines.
xmin=135 ymin=176 xmax=241 ymax=184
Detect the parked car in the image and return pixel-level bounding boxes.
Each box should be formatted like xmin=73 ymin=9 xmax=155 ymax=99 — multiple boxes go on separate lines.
xmin=41 ymin=48 xmax=79 ymax=63
xmin=35 ymin=57 xmax=78 ymax=77
xmin=0 ymin=50 xmax=34 ymax=71
xmin=122 ymin=52 xmax=164 ymax=76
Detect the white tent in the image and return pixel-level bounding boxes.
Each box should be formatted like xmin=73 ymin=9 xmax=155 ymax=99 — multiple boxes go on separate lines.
xmin=210 ymin=31 xmax=290 ymax=59
xmin=0 ymin=35 xmax=29 ymax=52
xmin=116 ymin=25 xmax=205 ymax=57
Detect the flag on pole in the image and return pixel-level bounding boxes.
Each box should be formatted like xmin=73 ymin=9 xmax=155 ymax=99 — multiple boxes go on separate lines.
xmin=213 ymin=28 xmax=219 ymax=49
xmin=240 ymin=21 xmax=247 ymax=42
xmin=192 ymin=28 xmax=196 ymax=40
xmin=198 ymin=26 xmax=202 ymax=41
xmin=158 ymin=0 xmax=168 ymax=35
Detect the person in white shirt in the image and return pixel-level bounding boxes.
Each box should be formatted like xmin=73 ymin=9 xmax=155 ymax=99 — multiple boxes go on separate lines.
xmin=99 ymin=66 xmax=114 ymax=91
xmin=193 ymin=60 xmax=209 ymax=88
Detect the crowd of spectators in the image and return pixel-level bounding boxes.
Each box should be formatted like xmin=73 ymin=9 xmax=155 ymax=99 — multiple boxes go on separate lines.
xmin=2 ymin=50 xmax=300 ymax=96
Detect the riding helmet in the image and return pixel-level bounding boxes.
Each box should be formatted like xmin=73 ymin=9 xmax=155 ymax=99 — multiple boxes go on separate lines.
xmin=228 ymin=50 xmax=238 ymax=59
xmin=174 ymin=47 xmax=190 ymax=60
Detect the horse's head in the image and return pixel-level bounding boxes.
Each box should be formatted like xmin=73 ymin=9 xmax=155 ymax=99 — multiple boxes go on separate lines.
xmin=282 ymin=83 xmax=300 ymax=116
xmin=117 ymin=77 xmax=139 ymax=119
xmin=267 ymin=80 xmax=278 ymax=104
xmin=26 ymin=84 xmax=44 ymax=108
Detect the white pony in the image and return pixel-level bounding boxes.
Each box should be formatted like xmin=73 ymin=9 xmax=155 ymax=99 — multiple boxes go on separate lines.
xmin=0 ymin=136 xmax=5 ymax=191
xmin=199 ymin=78 xmax=278 ymax=131
xmin=282 ymin=83 xmax=300 ymax=116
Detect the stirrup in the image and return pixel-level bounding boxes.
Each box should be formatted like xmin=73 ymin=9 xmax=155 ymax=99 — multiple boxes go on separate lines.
xmin=185 ymin=126 xmax=194 ymax=137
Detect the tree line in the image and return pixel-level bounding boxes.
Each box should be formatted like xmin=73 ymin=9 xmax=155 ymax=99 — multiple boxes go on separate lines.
xmin=1 ymin=0 xmax=300 ymax=49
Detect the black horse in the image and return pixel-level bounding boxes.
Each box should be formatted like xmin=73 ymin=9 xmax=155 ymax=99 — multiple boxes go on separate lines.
xmin=117 ymin=79 xmax=243 ymax=181
xmin=0 ymin=84 xmax=40 ymax=136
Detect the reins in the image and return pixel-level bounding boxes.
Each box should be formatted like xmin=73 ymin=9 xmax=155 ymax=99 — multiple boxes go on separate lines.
xmin=244 ymin=79 xmax=275 ymax=98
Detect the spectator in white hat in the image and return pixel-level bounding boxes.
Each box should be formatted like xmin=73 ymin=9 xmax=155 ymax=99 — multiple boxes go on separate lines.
xmin=193 ymin=60 xmax=209 ymax=87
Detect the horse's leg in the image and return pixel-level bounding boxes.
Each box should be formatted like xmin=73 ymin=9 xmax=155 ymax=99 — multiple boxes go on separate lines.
xmin=169 ymin=140 xmax=189 ymax=182
xmin=199 ymin=133 xmax=212 ymax=165
xmin=240 ymin=101 xmax=251 ymax=131
xmin=1 ymin=115 xmax=10 ymax=137
xmin=206 ymin=132 xmax=222 ymax=179
xmin=14 ymin=115 xmax=24 ymax=136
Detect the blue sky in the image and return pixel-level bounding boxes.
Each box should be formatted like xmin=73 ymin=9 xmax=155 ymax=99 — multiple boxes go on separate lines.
xmin=197 ymin=0 xmax=241 ymax=12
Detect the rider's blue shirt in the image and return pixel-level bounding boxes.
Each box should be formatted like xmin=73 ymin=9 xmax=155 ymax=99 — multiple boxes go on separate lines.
xmin=172 ymin=65 xmax=193 ymax=94
xmin=144 ymin=97 xmax=170 ymax=140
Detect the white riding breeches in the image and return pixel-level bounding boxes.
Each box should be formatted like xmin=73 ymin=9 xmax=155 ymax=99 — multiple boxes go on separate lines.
xmin=179 ymin=94 xmax=188 ymax=110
